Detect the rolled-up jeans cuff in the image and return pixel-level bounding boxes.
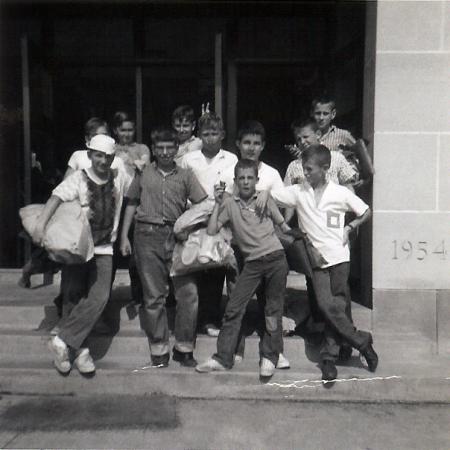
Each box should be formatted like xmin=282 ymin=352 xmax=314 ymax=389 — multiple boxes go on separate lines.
xmin=149 ymin=340 xmax=169 ymax=356
xmin=174 ymin=341 xmax=194 ymax=353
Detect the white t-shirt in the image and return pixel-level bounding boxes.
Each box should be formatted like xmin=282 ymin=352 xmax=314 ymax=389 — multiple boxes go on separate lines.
xmin=68 ymin=150 xmax=127 ymax=174
xmin=271 ymin=182 xmax=369 ymax=268
xmin=218 ymin=161 xmax=284 ymax=195
xmin=180 ymin=149 xmax=238 ymax=199
xmin=175 ymin=136 xmax=203 ymax=165
xmin=52 ymin=167 xmax=130 ymax=255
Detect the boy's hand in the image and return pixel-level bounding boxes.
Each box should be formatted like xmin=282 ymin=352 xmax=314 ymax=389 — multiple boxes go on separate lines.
xmin=213 ymin=183 xmax=226 ymax=203
xmin=352 ymin=178 xmax=372 ymax=189
xmin=134 ymin=159 xmax=146 ymax=172
xmin=201 ymin=102 xmax=210 ymax=115
xmin=255 ymin=190 xmax=270 ymax=218
xmin=33 ymin=222 xmax=46 ymax=245
xmin=285 ymin=145 xmax=301 ymax=159
xmin=343 ymin=226 xmax=352 ymax=246
xmin=120 ymin=237 xmax=132 ymax=257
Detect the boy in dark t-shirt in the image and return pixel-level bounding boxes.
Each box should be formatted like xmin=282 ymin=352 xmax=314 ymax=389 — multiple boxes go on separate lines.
xmin=195 ymin=159 xmax=290 ymax=377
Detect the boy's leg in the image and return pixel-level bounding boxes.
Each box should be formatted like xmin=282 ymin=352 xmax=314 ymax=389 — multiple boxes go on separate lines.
xmin=338 ymin=284 xmax=354 ymax=360
xmin=128 ymin=221 xmax=143 ymax=305
xmin=260 ymin=251 xmax=289 ymax=367
xmin=134 ymin=223 xmax=172 ymax=359
xmin=312 ymin=263 xmax=371 ymax=353
xmin=196 ymin=267 xmax=227 ymax=334
xmin=171 ymin=273 xmax=199 ymax=353
xmin=213 ymin=259 xmax=263 ymax=369
xmin=58 ymin=255 xmax=113 ymax=350
xmin=226 ymin=246 xmax=246 ymax=358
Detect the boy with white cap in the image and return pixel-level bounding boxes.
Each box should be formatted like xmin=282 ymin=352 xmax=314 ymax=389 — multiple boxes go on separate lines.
xmin=34 ymin=134 xmax=131 ymax=375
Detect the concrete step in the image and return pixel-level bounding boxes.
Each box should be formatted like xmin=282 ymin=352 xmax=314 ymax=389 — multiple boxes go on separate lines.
xmin=0 ymin=327 xmax=436 ymax=368
xmin=0 ymin=348 xmax=449 ymax=404
xmin=0 ymin=270 xmax=435 ymax=367
xmin=1 ymin=270 xmax=448 ymax=404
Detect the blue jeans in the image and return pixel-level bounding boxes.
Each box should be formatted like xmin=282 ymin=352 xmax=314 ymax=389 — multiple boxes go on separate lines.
xmin=58 ymin=255 xmax=113 ymax=350
xmin=213 ymin=250 xmax=288 ymax=369
xmin=134 ymin=222 xmax=198 ymax=356
xmin=311 ymin=262 xmax=370 ymax=361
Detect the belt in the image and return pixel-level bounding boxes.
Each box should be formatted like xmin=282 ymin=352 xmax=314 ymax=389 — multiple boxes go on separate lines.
xmin=138 ymin=221 xmax=175 ymax=227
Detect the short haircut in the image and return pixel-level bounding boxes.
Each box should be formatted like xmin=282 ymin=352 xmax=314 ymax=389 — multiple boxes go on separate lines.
xmin=197 ymin=112 xmax=224 ymax=132
xmin=84 ymin=117 xmax=110 ymax=138
xmin=113 ymin=111 xmax=136 ymax=128
xmin=151 ymin=126 xmax=178 ymax=146
xmin=234 ymin=158 xmax=258 ymax=178
xmin=290 ymin=118 xmax=319 ymax=133
xmin=301 ymin=145 xmax=331 ymax=168
xmin=172 ymin=105 xmax=195 ymax=123
xmin=311 ymin=94 xmax=336 ymax=111
xmin=236 ymin=120 xmax=265 ymax=142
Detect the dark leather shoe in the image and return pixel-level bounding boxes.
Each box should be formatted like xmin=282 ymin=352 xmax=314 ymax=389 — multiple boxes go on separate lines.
xmin=172 ymin=348 xmax=197 ymax=367
xmin=360 ymin=336 xmax=378 ymax=372
xmin=151 ymin=353 xmax=169 ymax=368
xmin=339 ymin=345 xmax=353 ymax=361
xmin=321 ymin=360 xmax=337 ymax=385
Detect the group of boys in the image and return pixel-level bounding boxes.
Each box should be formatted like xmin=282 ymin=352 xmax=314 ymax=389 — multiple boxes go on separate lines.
xmin=38 ymin=95 xmax=377 ymax=385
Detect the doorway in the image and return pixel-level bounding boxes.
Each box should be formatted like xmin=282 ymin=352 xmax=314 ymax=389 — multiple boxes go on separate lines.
xmin=5 ymin=1 xmax=372 ymax=308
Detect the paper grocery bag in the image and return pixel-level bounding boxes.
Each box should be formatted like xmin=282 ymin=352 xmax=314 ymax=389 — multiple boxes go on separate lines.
xmin=19 ymin=201 xmax=94 ymax=264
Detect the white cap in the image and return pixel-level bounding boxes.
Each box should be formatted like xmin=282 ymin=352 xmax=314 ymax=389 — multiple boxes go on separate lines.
xmin=86 ymin=135 xmax=116 ymax=155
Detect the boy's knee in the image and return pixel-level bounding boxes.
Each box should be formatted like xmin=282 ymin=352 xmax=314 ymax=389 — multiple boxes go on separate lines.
xmin=265 ymin=315 xmax=279 ymax=333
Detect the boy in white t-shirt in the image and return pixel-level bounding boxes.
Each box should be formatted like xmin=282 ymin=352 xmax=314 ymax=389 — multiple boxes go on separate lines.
xmin=64 ymin=117 xmax=127 ymax=180
xmin=35 ymin=135 xmax=130 ymax=375
xmin=269 ymin=145 xmax=378 ymax=385
xmin=180 ymin=112 xmax=238 ymax=337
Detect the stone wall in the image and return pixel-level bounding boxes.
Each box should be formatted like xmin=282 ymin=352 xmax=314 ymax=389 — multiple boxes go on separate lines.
xmin=371 ymin=0 xmax=450 ymax=353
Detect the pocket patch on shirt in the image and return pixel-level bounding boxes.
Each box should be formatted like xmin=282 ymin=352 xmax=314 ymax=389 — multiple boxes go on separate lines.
xmin=327 ymin=211 xmax=340 ymax=228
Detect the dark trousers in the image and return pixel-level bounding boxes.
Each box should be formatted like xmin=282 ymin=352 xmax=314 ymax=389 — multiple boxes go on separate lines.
xmin=58 ymin=255 xmax=113 ymax=350
xmin=311 ymin=262 xmax=370 ymax=361
xmin=227 ymin=245 xmax=266 ymax=357
xmin=134 ymin=223 xmax=198 ymax=356
xmin=196 ymin=267 xmax=228 ymax=331
xmin=213 ymin=250 xmax=288 ymax=369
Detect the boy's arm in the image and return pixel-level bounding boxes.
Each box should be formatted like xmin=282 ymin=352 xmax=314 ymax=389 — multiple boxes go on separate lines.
xmin=254 ymin=171 xmax=283 ymax=217
xmin=207 ymin=202 xmax=223 ymax=236
xmin=207 ymin=184 xmax=226 ymax=236
xmin=267 ymin=198 xmax=290 ymax=233
xmin=34 ymin=195 xmax=63 ymax=244
xmin=343 ymin=207 xmax=371 ymax=245
xmin=120 ymin=202 xmax=138 ymax=256
xmin=63 ymin=167 xmax=75 ymax=180
xmin=270 ymin=186 xmax=298 ymax=209
xmin=284 ymin=207 xmax=295 ymax=224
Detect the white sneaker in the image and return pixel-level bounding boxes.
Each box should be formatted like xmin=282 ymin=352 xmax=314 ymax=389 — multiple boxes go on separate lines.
xmin=195 ymin=358 xmax=227 ymax=373
xmin=204 ymin=324 xmax=220 ymax=337
xmin=48 ymin=336 xmax=71 ymax=373
xmin=260 ymin=357 xmax=276 ymax=377
xmin=276 ymin=353 xmax=290 ymax=369
xmin=74 ymin=348 xmax=95 ymax=374
xmin=234 ymin=354 xmax=243 ymax=364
